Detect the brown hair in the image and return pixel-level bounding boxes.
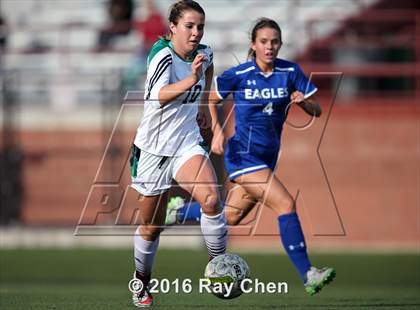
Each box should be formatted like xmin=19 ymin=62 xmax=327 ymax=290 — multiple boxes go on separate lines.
xmin=164 ymin=0 xmax=205 ymax=40
xmin=247 ymin=18 xmax=282 ymax=60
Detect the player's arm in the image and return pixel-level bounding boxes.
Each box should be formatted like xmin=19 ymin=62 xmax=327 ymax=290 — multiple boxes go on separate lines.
xmin=197 ymin=63 xmax=214 ymax=144
xmin=158 ymin=54 xmax=206 ymax=107
xmin=197 ymin=63 xmax=213 ymax=129
xmin=291 ymin=91 xmax=322 ymax=117
xmin=208 ymin=89 xmax=224 ymax=154
xmin=208 ymin=67 xmax=236 ymax=154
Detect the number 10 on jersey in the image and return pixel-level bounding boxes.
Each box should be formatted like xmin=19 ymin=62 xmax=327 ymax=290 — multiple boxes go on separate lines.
xmin=183 ymin=85 xmax=202 ymax=104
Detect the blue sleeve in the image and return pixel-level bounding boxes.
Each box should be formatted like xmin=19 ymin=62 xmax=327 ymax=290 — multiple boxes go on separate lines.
xmin=292 ymin=65 xmax=317 ymax=98
xmin=214 ymin=68 xmax=239 ymax=99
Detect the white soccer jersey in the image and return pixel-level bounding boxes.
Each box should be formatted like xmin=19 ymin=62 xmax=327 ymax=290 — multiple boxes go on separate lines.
xmin=134 ymin=38 xmax=213 ymax=156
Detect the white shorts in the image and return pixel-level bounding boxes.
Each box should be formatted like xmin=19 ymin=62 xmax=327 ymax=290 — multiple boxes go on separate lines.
xmin=130 ymin=143 xmax=209 ymax=196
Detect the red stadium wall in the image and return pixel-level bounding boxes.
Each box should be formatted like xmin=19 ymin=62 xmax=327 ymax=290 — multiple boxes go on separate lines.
xmin=14 ymin=103 xmax=419 ymax=250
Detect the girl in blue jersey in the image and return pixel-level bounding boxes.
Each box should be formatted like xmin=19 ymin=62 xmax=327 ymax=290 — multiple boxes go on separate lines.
xmin=167 ymin=18 xmax=335 ymax=295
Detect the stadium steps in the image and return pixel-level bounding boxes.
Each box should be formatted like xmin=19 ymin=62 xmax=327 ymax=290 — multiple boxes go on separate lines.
xmin=3 ymin=0 xmax=378 ymax=74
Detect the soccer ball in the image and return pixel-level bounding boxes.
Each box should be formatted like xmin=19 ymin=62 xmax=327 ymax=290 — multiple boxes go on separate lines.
xmin=204 ymin=253 xmax=250 ymax=299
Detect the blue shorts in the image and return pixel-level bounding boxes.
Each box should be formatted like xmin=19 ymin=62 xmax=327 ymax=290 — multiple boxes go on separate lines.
xmin=224 ymin=138 xmax=279 ymax=181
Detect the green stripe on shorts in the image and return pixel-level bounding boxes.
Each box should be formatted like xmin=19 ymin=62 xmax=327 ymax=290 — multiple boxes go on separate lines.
xmin=199 ymin=140 xmax=210 ymax=153
xmin=130 ymin=144 xmax=140 ymax=177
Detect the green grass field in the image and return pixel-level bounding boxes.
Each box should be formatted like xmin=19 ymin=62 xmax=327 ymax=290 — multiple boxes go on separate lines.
xmin=1 ymin=249 xmax=419 ymax=309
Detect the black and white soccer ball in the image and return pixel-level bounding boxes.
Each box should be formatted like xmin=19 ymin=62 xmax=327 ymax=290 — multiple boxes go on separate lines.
xmin=204 ymin=253 xmax=250 ymax=299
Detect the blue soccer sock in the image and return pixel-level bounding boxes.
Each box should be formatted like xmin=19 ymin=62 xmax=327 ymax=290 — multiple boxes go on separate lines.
xmin=176 ymin=201 xmax=202 ymax=222
xmin=278 ymin=212 xmax=312 ymax=281
xmin=177 ymin=201 xmax=226 ymax=223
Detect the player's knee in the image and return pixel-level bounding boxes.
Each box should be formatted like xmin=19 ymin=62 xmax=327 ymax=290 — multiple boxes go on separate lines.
xmin=276 ymin=195 xmax=295 ymax=215
xmin=200 ymin=191 xmax=221 ymax=216
xmin=140 ymin=225 xmax=164 ymax=241
xmin=225 ymin=208 xmax=242 ymax=226
xmin=225 ymin=214 xmax=241 ymax=226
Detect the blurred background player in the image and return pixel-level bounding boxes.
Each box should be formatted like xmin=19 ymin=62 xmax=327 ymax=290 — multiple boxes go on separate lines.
xmin=133 ymin=0 xmax=166 ymax=55
xmin=165 ymin=17 xmax=335 ymax=295
xmin=129 ymin=1 xmax=227 ymax=307
xmin=122 ymin=0 xmax=166 ymax=91
xmin=96 ymin=0 xmax=134 ymax=52
xmin=0 ymin=13 xmax=7 ymax=53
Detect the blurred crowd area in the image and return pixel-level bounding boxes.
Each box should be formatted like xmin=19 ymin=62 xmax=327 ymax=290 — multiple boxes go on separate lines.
xmin=0 ymin=0 xmax=419 ymax=251
xmin=0 ymin=0 xmax=418 ymax=118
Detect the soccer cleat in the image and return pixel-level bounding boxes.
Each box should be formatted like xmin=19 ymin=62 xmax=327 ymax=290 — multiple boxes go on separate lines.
xmin=304 ymin=266 xmax=336 ymax=295
xmin=165 ymin=196 xmax=185 ymax=225
xmin=132 ymin=287 xmax=153 ymax=308
xmin=132 ymin=271 xmax=153 ymax=307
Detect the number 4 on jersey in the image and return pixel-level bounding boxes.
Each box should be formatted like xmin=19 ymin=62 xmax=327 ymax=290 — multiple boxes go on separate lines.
xmin=262 ymin=102 xmax=274 ymax=115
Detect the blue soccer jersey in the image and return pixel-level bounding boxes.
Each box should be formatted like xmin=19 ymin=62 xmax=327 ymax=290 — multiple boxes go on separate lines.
xmin=214 ymin=58 xmax=317 ymax=180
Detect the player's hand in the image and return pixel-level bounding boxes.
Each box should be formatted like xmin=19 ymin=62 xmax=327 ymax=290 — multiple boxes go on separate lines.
xmin=191 ymin=54 xmax=206 ymax=82
xmin=290 ymin=91 xmax=305 ymax=104
xmin=211 ymin=126 xmax=225 ymax=155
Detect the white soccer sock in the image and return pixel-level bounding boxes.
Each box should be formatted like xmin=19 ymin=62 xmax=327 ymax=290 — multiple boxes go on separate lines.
xmin=200 ymin=212 xmax=228 ymax=259
xmin=134 ymin=232 xmax=160 ymax=276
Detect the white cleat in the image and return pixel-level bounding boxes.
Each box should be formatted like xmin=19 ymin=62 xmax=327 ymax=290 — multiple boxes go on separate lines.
xmin=165 ymin=196 xmax=185 ymax=225
xmin=304 ymin=266 xmax=336 ymax=295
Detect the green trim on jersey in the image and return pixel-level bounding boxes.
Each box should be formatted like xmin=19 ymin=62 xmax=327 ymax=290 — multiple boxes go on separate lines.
xmin=199 ymin=140 xmax=210 ymax=154
xmin=147 ymin=38 xmax=209 ymax=65
xmin=180 ymin=43 xmax=209 ymax=63
xmin=147 ymin=38 xmax=171 ymax=65
xmin=197 ymin=43 xmax=208 ymax=51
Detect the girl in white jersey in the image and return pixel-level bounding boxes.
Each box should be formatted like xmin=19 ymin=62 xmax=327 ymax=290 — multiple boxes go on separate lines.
xmin=129 ymin=1 xmax=227 ymax=307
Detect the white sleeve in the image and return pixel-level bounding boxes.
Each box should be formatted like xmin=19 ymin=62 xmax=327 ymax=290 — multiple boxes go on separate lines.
xmin=145 ymin=51 xmax=173 ymax=107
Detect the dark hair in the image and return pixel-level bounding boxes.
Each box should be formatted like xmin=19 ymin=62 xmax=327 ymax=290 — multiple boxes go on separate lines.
xmin=164 ymin=0 xmax=205 ymax=40
xmin=247 ymin=18 xmax=282 ymax=60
